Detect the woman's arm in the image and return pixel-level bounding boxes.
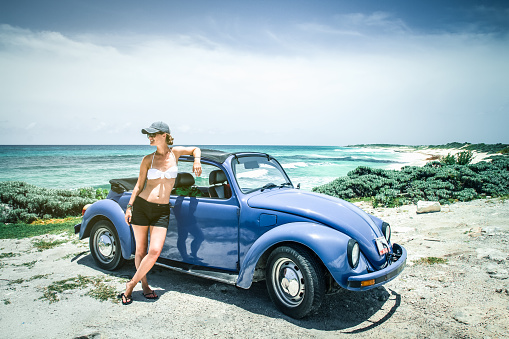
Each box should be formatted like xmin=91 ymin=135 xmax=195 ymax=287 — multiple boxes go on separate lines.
xmin=173 ymin=146 xmax=202 ymax=177
xmin=125 ymin=155 xmax=150 ymax=224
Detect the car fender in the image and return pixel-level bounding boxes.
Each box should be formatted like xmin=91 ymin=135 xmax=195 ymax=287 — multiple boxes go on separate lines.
xmin=80 ymin=199 xmax=134 ymax=259
xmin=237 ymin=222 xmax=356 ymax=289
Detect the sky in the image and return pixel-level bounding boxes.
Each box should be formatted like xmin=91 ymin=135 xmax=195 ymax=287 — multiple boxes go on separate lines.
xmin=0 ymin=0 xmax=508 ymax=146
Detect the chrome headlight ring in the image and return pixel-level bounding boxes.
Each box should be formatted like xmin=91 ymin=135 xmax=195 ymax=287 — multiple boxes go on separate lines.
xmin=382 ymin=222 xmax=391 ymax=244
xmin=347 ymin=239 xmax=360 ymax=269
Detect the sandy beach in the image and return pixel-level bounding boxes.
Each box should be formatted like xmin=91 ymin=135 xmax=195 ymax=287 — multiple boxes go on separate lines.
xmin=372 ymin=146 xmax=492 ymax=170
xmin=1 ymin=196 xmax=508 ymax=338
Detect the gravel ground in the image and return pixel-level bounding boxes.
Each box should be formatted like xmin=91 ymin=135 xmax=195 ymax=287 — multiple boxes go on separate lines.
xmin=1 ymin=198 xmax=508 ymax=338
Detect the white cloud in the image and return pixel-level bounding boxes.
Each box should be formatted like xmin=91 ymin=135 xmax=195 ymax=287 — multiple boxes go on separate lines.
xmin=297 ymin=23 xmax=363 ymax=37
xmin=93 ymin=122 xmax=107 ymax=132
xmin=25 ymin=122 xmax=36 ymax=130
xmin=0 ymin=23 xmax=508 ymax=146
xmin=177 ymin=125 xmax=191 ymax=133
xmin=337 ymin=12 xmax=410 ymax=33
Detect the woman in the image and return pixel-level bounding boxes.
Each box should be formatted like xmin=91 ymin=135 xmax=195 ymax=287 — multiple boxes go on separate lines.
xmin=120 ymin=121 xmax=201 ymax=305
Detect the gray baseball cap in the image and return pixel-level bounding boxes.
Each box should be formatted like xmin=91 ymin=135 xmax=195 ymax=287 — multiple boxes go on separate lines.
xmin=141 ymin=121 xmax=171 ymax=134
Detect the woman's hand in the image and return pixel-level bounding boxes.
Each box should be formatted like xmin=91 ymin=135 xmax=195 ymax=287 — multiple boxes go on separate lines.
xmin=193 ymin=160 xmax=202 ymax=177
xmin=125 ymin=208 xmax=132 ymax=224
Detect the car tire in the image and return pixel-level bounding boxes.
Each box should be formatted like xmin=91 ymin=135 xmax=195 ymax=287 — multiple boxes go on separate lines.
xmin=266 ymin=245 xmax=325 ymax=319
xmin=89 ymin=220 xmax=125 ymax=270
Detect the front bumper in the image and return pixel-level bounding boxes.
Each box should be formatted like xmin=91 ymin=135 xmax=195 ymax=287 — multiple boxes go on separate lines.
xmin=347 ymin=243 xmax=407 ymax=290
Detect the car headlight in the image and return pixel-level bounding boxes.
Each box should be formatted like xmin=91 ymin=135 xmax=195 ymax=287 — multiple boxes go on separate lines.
xmin=347 ymin=239 xmax=360 ymax=269
xmin=382 ymin=222 xmax=391 ymax=243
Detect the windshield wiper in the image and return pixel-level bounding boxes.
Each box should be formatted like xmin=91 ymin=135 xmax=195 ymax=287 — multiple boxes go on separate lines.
xmin=260 ymin=182 xmax=293 ymax=192
xmin=260 ymin=183 xmax=278 ymax=192
xmin=279 ymin=182 xmax=293 ymax=188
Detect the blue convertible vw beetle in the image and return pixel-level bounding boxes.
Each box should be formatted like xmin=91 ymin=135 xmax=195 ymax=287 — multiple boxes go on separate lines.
xmin=75 ymin=149 xmax=406 ymax=318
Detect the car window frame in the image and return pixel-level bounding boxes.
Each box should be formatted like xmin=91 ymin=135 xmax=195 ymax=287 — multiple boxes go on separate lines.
xmin=231 ymin=154 xmax=293 ymax=195
xmin=170 ymin=158 xmax=234 ymax=200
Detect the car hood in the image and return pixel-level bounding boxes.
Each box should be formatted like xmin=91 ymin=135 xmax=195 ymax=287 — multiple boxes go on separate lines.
xmin=247 ymin=189 xmax=387 ymax=268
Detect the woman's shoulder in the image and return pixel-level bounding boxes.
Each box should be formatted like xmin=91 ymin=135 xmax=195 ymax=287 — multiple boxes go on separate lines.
xmin=172 ymin=146 xmax=200 ymax=159
xmin=170 ymin=146 xmax=186 ymax=155
xmin=141 ymin=152 xmax=155 ymax=164
xmin=172 ymin=146 xmax=200 ymax=152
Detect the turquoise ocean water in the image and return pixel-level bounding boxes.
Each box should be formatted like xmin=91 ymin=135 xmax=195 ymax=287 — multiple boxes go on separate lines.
xmin=0 ymin=145 xmax=407 ymax=191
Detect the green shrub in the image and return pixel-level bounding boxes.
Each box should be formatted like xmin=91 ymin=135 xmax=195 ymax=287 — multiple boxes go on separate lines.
xmin=440 ymin=151 xmax=474 ymax=165
xmin=440 ymin=153 xmax=456 ymax=165
xmin=456 ymin=150 xmax=474 ymax=165
xmin=0 ymin=182 xmax=106 ymax=223
xmin=78 ymin=187 xmax=108 ymax=200
xmin=313 ymin=157 xmax=509 ymax=207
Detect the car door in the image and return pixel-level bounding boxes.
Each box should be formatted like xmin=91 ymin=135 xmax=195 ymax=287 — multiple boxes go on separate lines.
xmin=161 ymin=164 xmax=240 ymax=271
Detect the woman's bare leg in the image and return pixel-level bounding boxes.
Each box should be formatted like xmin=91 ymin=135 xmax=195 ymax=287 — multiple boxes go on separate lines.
xmin=131 ymin=225 xmax=150 ymax=293
xmin=125 ymin=226 xmax=168 ymax=297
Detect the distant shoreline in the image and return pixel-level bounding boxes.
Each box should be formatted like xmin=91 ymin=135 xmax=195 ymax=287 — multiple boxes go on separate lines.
xmin=385 ymin=146 xmax=491 ymax=169
xmin=346 ymin=142 xmax=509 ymax=169
xmin=347 ymin=142 xmax=508 ymax=154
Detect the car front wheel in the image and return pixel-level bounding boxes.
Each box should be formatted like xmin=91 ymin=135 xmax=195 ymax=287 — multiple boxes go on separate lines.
xmin=89 ymin=220 xmax=125 ymax=270
xmin=266 ymin=245 xmax=325 ymax=319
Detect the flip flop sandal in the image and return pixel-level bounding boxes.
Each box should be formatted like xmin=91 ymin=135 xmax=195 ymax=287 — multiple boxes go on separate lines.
xmin=118 ymin=293 xmax=133 ymax=305
xmin=143 ymin=291 xmax=159 ymax=299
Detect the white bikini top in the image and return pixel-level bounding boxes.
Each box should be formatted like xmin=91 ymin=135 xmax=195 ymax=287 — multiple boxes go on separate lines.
xmin=146 ymin=150 xmax=178 ymax=180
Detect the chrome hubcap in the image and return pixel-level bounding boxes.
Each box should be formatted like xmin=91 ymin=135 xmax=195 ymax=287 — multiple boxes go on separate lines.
xmin=272 ymin=258 xmax=305 ymax=307
xmin=94 ymin=228 xmax=115 ymax=263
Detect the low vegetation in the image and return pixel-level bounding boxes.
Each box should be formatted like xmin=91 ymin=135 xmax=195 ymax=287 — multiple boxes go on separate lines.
xmin=0 ymin=217 xmax=80 ymax=239
xmin=39 ymin=275 xmax=92 ymax=303
xmin=12 ymin=260 xmax=38 ymax=269
xmin=0 ymin=252 xmax=19 ymax=259
xmin=413 ymin=257 xmax=448 ymax=265
xmin=39 ymin=275 xmax=119 ymax=304
xmin=32 ymin=238 xmax=69 ymax=251
xmin=0 ymin=181 xmax=107 ymax=223
xmin=439 ymin=150 xmax=474 ymax=166
xmin=313 ymin=156 xmax=509 ymax=207
xmin=6 ymin=274 xmax=50 ymax=286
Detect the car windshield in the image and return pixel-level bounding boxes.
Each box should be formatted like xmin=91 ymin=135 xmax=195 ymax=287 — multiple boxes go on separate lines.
xmin=232 ymin=155 xmax=292 ymax=193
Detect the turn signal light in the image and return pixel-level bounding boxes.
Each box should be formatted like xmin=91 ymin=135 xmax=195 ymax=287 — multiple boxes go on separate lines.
xmin=361 ymin=279 xmax=375 ymax=287
xmin=82 ymin=204 xmax=91 ymax=216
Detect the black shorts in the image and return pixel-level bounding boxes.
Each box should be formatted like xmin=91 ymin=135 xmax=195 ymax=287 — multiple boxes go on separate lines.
xmin=130 ymin=196 xmax=171 ymax=228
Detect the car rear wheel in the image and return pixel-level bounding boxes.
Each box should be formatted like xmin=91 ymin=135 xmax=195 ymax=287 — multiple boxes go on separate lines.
xmin=89 ymin=220 xmax=125 ymax=270
xmin=266 ymin=245 xmax=325 ymax=319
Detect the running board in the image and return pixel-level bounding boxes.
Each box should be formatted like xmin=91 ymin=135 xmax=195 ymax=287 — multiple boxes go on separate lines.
xmin=155 ymin=258 xmax=238 ymax=286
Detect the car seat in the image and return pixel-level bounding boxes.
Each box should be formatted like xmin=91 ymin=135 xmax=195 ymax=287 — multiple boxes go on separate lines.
xmin=208 ymin=170 xmax=231 ymax=199
xmin=175 ymin=172 xmax=195 ymax=187
xmin=172 ymin=172 xmax=204 ymax=197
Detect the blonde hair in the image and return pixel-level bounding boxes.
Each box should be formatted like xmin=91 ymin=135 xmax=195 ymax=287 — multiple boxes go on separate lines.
xmin=166 ymin=134 xmax=174 ymax=145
